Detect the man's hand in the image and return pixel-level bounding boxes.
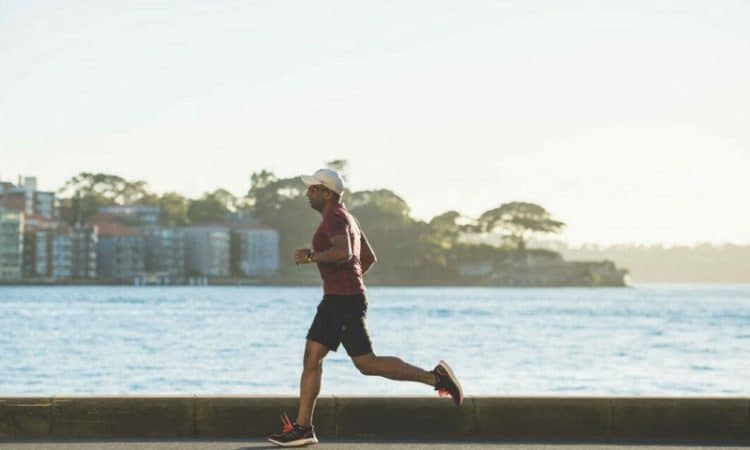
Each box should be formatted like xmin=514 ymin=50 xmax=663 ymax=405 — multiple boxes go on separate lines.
xmin=294 ymin=248 xmax=312 ymax=265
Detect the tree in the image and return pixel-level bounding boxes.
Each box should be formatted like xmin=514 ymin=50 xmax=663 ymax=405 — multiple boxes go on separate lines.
xmin=57 ymin=172 xmax=156 ymax=225
xmin=159 ymin=192 xmax=190 ymax=226
xmin=59 ymin=172 xmax=155 ymax=205
xmin=210 ymin=189 xmax=239 ymax=213
xmin=429 ymin=211 xmax=461 ymax=249
xmin=244 ymin=170 xmax=278 ymax=209
xmin=122 ymin=180 xmax=158 ymax=205
xmin=478 ymin=202 xmax=565 ymax=251
xmin=348 ymin=189 xmax=411 ymax=224
xmin=348 ymin=190 xmax=453 ymax=281
xmin=187 ymin=190 xmax=236 ymax=224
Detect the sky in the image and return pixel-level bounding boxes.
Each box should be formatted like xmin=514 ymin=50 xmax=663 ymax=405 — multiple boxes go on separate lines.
xmin=1 ymin=0 xmax=748 ymax=246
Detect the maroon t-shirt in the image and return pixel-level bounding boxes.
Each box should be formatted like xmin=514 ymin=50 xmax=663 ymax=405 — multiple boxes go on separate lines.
xmin=312 ymin=202 xmax=366 ymax=295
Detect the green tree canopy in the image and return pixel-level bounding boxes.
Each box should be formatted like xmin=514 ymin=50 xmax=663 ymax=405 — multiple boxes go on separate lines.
xmin=429 ymin=211 xmax=462 ymax=249
xmin=57 ymin=172 xmax=157 ymax=225
xmin=244 ymin=170 xmax=278 ymax=209
xmin=59 ymin=172 xmax=155 ymax=205
xmin=159 ymin=192 xmax=190 ymax=226
xmin=348 ymin=190 xmax=411 ymax=224
xmin=210 ymin=189 xmax=239 ymax=213
xmin=347 ymin=190 xmax=453 ymax=281
xmin=478 ymin=201 xmax=565 ymax=251
xmin=187 ymin=189 xmax=237 ymax=224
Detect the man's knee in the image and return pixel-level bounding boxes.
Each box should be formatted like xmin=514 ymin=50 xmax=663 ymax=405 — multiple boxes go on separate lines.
xmin=303 ymin=341 xmax=328 ymax=371
xmin=303 ymin=348 xmax=324 ymax=371
xmin=353 ymin=354 xmax=378 ymax=376
xmin=303 ymin=355 xmax=322 ymax=372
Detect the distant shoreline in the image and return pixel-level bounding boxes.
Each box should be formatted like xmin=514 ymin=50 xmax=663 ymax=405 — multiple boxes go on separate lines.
xmin=0 ymin=279 xmax=629 ymax=288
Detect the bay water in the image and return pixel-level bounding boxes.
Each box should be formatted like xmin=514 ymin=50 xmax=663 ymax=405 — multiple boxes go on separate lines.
xmin=1 ymin=285 xmax=748 ymax=396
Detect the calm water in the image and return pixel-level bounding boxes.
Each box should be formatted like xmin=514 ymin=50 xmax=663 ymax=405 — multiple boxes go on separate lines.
xmin=1 ymin=285 xmax=748 ymax=396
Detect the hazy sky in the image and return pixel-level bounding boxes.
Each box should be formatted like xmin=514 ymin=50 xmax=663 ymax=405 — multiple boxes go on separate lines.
xmin=1 ymin=0 xmax=748 ymax=245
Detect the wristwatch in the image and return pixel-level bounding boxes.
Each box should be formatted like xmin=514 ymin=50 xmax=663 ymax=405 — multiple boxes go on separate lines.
xmin=307 ymin=250 xmax=315 ymax=262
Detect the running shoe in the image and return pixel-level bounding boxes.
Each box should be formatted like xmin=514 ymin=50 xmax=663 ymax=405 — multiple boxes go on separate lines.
xmin=267 ymin=412 xmax=318 ymax=447
xmin=432 ymin=360 xmax=464 ymax=406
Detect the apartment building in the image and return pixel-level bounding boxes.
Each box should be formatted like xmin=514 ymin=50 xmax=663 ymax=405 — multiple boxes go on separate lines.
xmin=232 ymin=225 xmax=279 ymax=277
xmin=184 ymin=225 xmax=230 ymax=277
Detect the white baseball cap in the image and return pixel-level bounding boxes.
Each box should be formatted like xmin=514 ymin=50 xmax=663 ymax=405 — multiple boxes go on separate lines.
xmin=300 ymin=168 xmax=346 ymax=195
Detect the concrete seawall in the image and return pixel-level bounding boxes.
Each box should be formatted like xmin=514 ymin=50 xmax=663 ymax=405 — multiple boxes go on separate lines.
xmin=1 ymin=396 xmax=748 ymax=444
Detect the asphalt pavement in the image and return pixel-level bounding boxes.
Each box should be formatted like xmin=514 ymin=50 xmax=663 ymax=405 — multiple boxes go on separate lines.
xmin=0 ymin=440 xmax=745 ymax=450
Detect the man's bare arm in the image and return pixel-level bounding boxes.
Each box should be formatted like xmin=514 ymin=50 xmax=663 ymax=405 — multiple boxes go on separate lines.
xmin=360 ymin=233 xmax=377 ymax=275
xmin=296 ymin=235 xmax=352 ymax=265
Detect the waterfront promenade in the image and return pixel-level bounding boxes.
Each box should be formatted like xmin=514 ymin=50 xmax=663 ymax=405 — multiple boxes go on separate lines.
xmin=1 ymin=397 xmax=748 ymax=446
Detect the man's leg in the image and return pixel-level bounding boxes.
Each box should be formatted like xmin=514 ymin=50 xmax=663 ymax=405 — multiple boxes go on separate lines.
xmin=344 ymin=305 xmax=463 ymax=407
xmin=351 ymin=352 xmax=436 ymax=386
xmin=296 ymin=339 xmax=330 ymax=427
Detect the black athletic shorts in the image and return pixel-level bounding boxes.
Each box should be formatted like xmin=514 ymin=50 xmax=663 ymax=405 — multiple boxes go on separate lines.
xmin=306 ymin=293 xmax=373 ymax=357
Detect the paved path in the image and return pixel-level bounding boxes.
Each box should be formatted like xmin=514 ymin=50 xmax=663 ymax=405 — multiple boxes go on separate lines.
xmin=0 ymin=440 xmax=745 ymax=450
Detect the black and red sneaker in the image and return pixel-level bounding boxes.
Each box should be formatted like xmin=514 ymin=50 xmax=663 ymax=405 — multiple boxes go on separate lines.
xmin=432 ymin=360 xmax=464 ymax=406
xmin=267 ymin=412 xmax=318 ymax=447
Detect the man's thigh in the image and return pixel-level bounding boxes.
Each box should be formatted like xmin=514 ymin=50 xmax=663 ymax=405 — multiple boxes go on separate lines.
xmin=306 ymin=303 xmax=344 ymax=352
xmin=341 ymin=313 xmax=373 ymax=357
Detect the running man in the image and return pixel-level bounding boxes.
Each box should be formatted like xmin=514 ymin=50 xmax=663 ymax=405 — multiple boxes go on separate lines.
xmin=268 ymin=168 xmax=463 ymax=447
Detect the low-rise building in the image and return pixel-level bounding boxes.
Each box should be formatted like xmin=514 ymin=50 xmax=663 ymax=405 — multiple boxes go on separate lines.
xmin=29 ymin=228 xmax=66 ymax=280
xmin=0 ymin=209 xmax=24 ymax=280
xmin=71 ymin=226 xmax=98 ymax=279
xmin=0 ymin=190 xmax=26 ymax=213
xmin=96 ymin=222 xmax=144 ymax=281
xmin=19 ymin=214 xmax=96 ymax=281
xmin=232 ymin=225 xmax=279 ymax=277
xmin=0 ymin=177 xmax=56 ymax=219
xmin=184 ymin=225 xmax=230 ymax=277
xmin=52 ymin=232 xmax=73 ymax=279
xmin=21 ymin=214 xmax=59 ymax=278
xmin=142 ymin=226 xmax=185 ymax=277
xmin=33 ymin=191 xmax=56 ymax=219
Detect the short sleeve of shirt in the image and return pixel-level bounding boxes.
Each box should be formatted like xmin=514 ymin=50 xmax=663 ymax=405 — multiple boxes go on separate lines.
xmin=323 ymin=214 xmax=348 ymax=240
